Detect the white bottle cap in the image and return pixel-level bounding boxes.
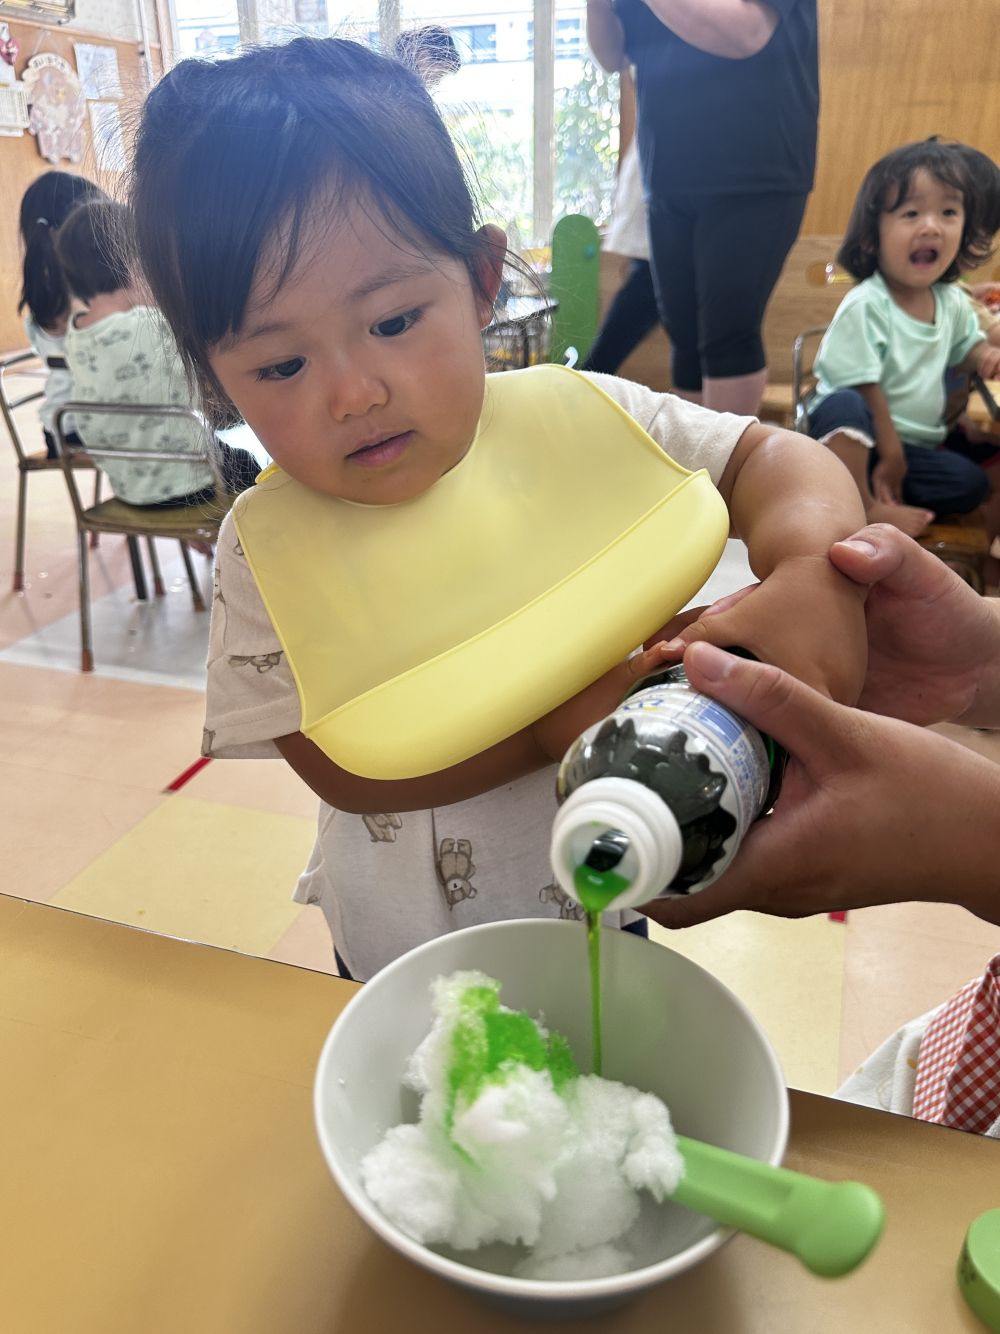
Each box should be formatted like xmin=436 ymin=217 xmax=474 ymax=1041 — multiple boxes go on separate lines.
xmin=550 ymin=776 xmax=685 ymax=912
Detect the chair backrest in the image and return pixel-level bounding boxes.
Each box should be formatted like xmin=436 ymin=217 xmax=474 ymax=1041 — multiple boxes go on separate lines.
xmin=0 ymin=348 xmax=46 ymax=466
xmin=761 ymin=236 xmax=851 ymax=384
xmin=791 ymin=326 xmax=829 ymax=433
xmin=54 ymin=400 xmax=224 ymax=528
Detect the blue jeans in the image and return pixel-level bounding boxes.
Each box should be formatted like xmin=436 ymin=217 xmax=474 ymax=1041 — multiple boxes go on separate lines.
xmin=807 ymin=388 xmax=993 ymax=515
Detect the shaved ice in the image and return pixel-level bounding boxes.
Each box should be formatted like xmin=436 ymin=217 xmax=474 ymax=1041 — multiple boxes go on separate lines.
xmin=359 ymin=970 xmax=684 ymax=1279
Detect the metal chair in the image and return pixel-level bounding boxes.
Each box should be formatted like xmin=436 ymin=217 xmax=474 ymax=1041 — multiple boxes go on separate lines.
xmin=54 ymin=401 xmax=236 ymax=672
xmin=1 ymin=347 xmax=102 ymax=592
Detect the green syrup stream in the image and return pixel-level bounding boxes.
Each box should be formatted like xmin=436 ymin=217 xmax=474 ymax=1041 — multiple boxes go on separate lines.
xmin=574 ymin=866 xmax=631 ymax=1077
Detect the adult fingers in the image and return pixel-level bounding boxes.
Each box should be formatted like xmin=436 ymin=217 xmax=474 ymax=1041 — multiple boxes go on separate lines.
xmin=829 ymin=523 xmax=964 ymax=600
xmin=681 ymin=641 xmax=860 ymax=770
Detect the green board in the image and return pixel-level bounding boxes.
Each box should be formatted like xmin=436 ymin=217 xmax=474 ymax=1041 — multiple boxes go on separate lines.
xmin=549 ymin=214 xmax=600 ymax=365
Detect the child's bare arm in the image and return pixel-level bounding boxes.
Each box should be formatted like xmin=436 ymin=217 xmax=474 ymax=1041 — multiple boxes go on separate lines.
xmin=668 ymin=421 xmax=869 ymax=703
xmin=274 ymin=641 xmax=677 ymax=812
xmin=964 ymin=339 xmax=1000 ymax=379
xmin=855 ymin=383 xmax=907 ymax=504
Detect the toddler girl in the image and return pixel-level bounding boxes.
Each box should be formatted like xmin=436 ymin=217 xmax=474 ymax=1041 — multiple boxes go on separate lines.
xmin=807 ymin=139 xmax=1000 ymax=538
xmin=17 ymin=170 xmax=107 ymax=458
xmin=130 ymin=37 xmax=868 ymax=981
xmin=55 ymin=199 xmax=258 ymax=507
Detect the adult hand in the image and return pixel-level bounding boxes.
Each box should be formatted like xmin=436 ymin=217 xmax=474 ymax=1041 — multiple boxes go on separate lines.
xmin=643 ymin=642 xmax=1000 ymax=929
xmin=828 ymin=523 xmax=1000 ymax=726
xmin=651 ymin=523 xmax=1000 ymax=727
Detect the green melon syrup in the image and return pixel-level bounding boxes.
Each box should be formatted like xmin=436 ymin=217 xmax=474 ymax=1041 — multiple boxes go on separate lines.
xmin=444 ymin=979 xmax=578 ymax=1155
xmin=573 ymin=864 xmax=632 ymax=1078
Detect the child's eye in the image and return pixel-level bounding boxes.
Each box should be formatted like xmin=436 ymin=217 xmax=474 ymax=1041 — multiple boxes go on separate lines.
xmin=256 ymin=357 xmax=305 ymax=382
xmin=372 ymin=309 xmax=423 ymax=338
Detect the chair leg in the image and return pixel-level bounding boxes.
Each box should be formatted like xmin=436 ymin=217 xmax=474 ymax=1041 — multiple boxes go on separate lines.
xmin=126 ymin=535 xmax=148 ymax=601
xmin=179 ymin=541 xmax=207 ymax=612
xmin=13 ymin=467 xmax=27 ymax=592
xmin=90 ymin=472 xmax=101 ymax=548
xmin=145 ymin=536 xmax=166 ymax=597
xmin=79 ymin=529 xmax=94 ymax=673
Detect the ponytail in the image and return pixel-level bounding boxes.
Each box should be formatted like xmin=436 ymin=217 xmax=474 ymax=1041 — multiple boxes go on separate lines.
xmin=16 ymin=170 xmax=110 ymax=331
xmin=19 ymin=218 xmax=72 ymax=330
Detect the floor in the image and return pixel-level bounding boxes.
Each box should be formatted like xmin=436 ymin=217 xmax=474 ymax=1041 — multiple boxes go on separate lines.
xmin=4 ymin=364 xmax=1000 ymax=1101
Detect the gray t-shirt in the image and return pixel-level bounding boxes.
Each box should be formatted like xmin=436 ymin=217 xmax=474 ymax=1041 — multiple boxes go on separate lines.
xmin=203 ymin=373 xmax=755 ymax=980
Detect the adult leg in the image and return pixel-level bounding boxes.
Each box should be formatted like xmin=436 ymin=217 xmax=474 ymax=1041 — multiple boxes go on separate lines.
xmin=693 ymin=192 xmax=809 ymax=415
xmin=581 ymin=259 xmax=661 ymax=375
xmin=807 ymin=390 xmax=934 ymax=536
xmin=645 ymin=195 xmax=702 ymax=401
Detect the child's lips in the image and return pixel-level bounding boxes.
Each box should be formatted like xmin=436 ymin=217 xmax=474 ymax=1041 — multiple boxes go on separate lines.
xmin=346 ymin=431 xmax=414 ymax=467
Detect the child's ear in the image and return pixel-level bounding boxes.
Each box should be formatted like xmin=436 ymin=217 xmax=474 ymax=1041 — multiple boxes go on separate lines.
xmin=473 ymin=223 xmax=507 ymax=326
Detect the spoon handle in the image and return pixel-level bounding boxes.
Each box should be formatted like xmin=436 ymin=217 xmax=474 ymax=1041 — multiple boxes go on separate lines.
xmin=673 ymin=1134 xmax=885 ymax=1277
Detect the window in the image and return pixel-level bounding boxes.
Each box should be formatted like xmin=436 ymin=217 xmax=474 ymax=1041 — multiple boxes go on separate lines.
xmin=528 ymin=17 xmax=583 ymax=60
xmin=451 ymin=24 xmax=497 ymax=65
xmin=172 ymin=1 xmax=618 ymax=246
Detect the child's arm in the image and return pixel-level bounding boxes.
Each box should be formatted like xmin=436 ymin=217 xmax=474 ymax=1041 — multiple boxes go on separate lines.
xmin=275 ymin=639 xmax=679 ymax=814
xmin=667 ymin=421 xmax=869 ymax=704
xmin=962 ymin=339 xmax=1000 ymax=380
xmin=854 ymin=383 xmax=908 ymax=505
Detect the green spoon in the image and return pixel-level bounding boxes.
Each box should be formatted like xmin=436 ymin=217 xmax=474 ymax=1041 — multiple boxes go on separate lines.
xmin=672 ymin=1134 xmax=885 ymax=1277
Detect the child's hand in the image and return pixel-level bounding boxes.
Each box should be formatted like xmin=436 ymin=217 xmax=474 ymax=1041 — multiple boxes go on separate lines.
xmin=530 ymin=640 xmax=679 ymax=762
xmin=871 ymin=451 xmax=907 ymax=505
xmin=976 ymin=341 xmax=1000 ymax=380
xmin=657 ymin=553 xmax=867 ymax=704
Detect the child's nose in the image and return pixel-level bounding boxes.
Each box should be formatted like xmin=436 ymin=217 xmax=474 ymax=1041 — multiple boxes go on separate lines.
xmin=326 ymin=365 xmax=388 ymax=420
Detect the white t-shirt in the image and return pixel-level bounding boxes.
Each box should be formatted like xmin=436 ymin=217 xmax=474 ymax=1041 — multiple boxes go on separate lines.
xmin=64 ymin=305 xmax=215 ymax=504
xmin=24 ymin=315 xmax=74 ymax=439
xmin=203 ymin=373 xmax=754 ymax=981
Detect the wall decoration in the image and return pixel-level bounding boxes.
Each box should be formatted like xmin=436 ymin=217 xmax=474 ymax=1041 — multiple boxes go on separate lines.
xmin=87 ymin=99 xmax=125 ymax=173
xmin=73 ymin=42 xmax=122 ymax=100
xmin=23 ymin=53 xmax=85 ymax=163
xmin=0 ymin=21 xmax=25 ymax=138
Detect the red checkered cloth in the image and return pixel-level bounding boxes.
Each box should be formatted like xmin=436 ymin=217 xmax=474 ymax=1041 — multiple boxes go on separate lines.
xmin=912 ymin=954 xmax=1000 ymax=1134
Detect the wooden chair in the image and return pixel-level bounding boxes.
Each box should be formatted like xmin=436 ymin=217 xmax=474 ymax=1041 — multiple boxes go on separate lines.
xmin=1 ymin=347 xmax=102 ymax=592
xmin=54 ymin=401 xmax=235 ymax=672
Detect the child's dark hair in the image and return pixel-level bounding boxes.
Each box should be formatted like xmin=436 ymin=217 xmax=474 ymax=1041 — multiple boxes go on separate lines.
xmin=838 ymin=139 xmax=997 ymax=282
xmin=393 ymin=25 xmax=462 ymax=80
xmin=18 ymin=171 xmax=108 ymax=329
xmin=53 ymin=200 xmax=133 ymax=304
xmin=131 ymin=37 xmax=499 ymax=420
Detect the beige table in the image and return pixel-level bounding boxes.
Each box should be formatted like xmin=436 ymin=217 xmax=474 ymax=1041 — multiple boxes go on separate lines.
xmin=3 ymin=894 xmax=998 ymax=1334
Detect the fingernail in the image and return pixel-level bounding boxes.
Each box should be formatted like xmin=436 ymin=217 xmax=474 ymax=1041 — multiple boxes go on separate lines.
xmin=688 ymin=642 xmax=734 ymax=682
xmin=662 ymin=637 xmax=684 ymax=651
xmin=839 ymin=538 xmax=878 ymax=557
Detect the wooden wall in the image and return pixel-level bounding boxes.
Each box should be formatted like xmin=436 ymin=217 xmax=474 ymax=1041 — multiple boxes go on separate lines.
xmin=0 ymin=20 xmax=157 ymax=351
xmin=603 ymin=0 xmax=1000 ymax=390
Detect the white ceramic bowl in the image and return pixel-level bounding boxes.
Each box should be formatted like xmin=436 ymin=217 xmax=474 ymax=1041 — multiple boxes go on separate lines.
xmin=314 ymin=919 xmax=787 ymax=1319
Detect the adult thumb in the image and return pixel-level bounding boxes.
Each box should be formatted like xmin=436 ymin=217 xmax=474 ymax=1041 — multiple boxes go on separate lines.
xmin=681 ymin=641 xmax=851 ymax=768
xmin=828 ymin=523 xmax=951 ymax=599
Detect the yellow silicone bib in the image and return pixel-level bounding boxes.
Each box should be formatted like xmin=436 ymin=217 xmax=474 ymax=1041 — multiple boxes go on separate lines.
xmin=233 ymin=365 xmax=728 ymax=779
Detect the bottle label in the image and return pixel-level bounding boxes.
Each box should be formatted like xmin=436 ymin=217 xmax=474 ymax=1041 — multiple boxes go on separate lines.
xmin=615 ymin=682 xmax=770 ymax=890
